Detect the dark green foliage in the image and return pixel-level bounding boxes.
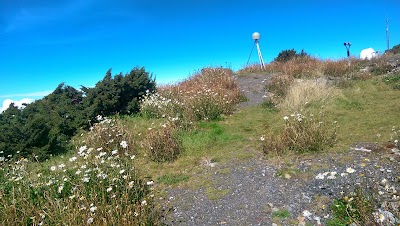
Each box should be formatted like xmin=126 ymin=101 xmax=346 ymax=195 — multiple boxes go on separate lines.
xmin=385 ymin=43 xmax=400 ymax=54
xmin=83 ymin=67 xmax=156 ymax=119
xmin=383 ymin=72 xmax=400 ymax=89
xmin=0 ymin=84 xmax=86 ymax=160
xmin=274 ymin=49 xmax=308 ymax=62
xmin=0 ymin=67 xmax=156 ymax=161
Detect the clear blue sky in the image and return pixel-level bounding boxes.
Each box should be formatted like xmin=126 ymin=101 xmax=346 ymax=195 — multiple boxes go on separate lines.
xmin=1 ymin=0 xmax=399 ymax=109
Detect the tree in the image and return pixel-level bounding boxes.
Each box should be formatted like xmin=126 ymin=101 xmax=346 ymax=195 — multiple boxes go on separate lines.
xmin=83 ymin=67 xmax=156 ymax=119
xmin=0 ymin=67 xmax=156 ymax=161
xmin=274 ymin=49 xmax=308 ymax=62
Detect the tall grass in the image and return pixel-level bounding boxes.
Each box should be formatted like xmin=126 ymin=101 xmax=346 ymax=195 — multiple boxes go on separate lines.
xmin=279 ymin=79 xmax=341 ymax=112
xmin=261 ymin=112 xmax=337 ymax=155
xmin=0 ymin=117 xmax=159 ymax=225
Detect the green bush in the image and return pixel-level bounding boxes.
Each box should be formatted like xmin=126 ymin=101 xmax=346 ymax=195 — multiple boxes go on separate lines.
xmin=274 ymin=49 xmax=308 ymax=63
xmin=385 ymin=43 xmax=400 ymax=54
xmin=383 ymin=72 xmax=400 ymax=89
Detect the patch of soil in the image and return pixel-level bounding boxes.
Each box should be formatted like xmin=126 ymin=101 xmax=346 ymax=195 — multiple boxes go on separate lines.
xmin=234 ymin=73 xmax=274 ymax=108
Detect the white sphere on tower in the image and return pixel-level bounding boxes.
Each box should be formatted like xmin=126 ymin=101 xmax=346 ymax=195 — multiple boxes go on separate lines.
xmin=252 ymin=32 xmax=260 ymax=40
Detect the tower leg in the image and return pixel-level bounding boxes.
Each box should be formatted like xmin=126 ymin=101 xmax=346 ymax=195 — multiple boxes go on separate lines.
xmin=256 ymin=41 xmax=265 ymax=69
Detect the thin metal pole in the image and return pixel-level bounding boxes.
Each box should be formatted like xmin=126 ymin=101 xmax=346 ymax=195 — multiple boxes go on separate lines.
xmin=255 ymin=40 xmax=265 ymax=69
xmin=246 ymin=42 xmax=256 ymax=67
xmin=386 ymin=16 xmax=390 ymax=50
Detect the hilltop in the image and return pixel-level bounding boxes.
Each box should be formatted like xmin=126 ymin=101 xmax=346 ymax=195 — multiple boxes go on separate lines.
xmin=1 ymin=53 xmax=400 ymax=225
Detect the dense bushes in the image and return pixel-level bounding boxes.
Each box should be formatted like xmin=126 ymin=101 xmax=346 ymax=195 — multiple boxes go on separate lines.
xmin=274 ymin=49 xmax=308 ymax=63
xmin=0 ymin=67 xmax=155 ymax=161
xmin=385 ymin=43 xmax=400 ymax=54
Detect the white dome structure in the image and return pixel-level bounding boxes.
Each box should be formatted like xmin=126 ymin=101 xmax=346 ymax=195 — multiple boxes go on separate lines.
xmin=360 ymin=48 xmax=377 ymax=60
xmin=252 ymin=32 xmax=260 ymax=40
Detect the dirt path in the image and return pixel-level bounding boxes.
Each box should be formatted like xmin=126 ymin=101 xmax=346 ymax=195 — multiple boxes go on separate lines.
xmin=234 ymin=73 xmax=273 ymax=108
xmin=161 ymin=148 xmax=398 ymax=225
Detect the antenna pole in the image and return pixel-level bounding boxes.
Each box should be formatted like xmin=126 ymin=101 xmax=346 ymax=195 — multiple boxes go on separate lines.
xmin=386 ymin=15 xmax=390 ymax=51
xmin=255 ymin=40 xmax=265 ymax=69
xmin=246 ymin=42 xmax=256 ymax=67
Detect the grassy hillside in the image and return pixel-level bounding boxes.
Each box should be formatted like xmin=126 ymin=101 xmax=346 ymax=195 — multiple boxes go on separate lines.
xmin=1 ymin=56 xmax=399 ymax=225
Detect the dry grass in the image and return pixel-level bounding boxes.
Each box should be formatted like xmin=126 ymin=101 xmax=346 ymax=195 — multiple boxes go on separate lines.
xmin=141 ymin=67 xmax=240 ymax=124
xmin=279 ymin=79 xmax=341 ymax=112
xmin=238 ymin=56 xmax=392 ymax=81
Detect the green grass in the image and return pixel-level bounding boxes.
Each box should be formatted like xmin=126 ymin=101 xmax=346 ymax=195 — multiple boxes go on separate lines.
xmin=157 ymin=174 xmax=190 ymax=185
xmin=272 ymin=209 xmax=291 ymax=218
xmin=205 ymin=187 xmax=230 ymax=200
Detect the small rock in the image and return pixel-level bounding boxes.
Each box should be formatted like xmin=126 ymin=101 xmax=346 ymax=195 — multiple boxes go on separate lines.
xmin=297 ymin=216 xmax=306 ymax=226
xmin=284 ymin=173 xmax=291 ymax=179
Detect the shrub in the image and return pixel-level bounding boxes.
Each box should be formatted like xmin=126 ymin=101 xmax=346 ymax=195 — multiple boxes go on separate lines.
xmin=144 ymin=122 xmax=183 ymax=162
xmin=265 ymin=74 xmax=294 ymax=98
xmin=274 ymin=49 xmax=308 ymax=63
xmin=368 ymin=58 xmax=395 ymax=76
xmin=81 ymin=116 xmax=134 ymax=155
xmin=140 ymin=67 xmax=240 ymax=123
xmin=268 ymin=56 xmax=324 ymax=78
xmin=140 ymin=91 xmax=180 ymax=119
xmin=261 ymin=112 xmax=337 ymax=155
xmin=263 ymin=74 xmax=294 ymax=108
xmin=385 ymin=43 xmax=400 ymax=54
xmin=323 ymin=59 xmax=352 ymax=77
xmin=383 ymin=72 xmax=400 ymax=90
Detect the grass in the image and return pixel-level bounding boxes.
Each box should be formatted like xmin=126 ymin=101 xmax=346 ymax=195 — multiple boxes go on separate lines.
xmin=279 ymin=79 xmax=341 ymax=112
xmin=272 ymin=209 xmax=291 ymax=219
xmin=205 ymin=187 xmax=230 ymax=200
xmin=157 ymin=174 xmax=190 ymax=186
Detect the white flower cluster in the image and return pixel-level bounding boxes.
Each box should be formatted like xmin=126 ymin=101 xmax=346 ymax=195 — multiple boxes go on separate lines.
xmin=315 ymin=167 xmax=355 ymax=180
xmin=283 ymin=113 xmax=306 ymax=122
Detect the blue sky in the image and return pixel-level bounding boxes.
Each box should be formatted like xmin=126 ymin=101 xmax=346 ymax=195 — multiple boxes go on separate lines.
xmin=1 ymin=0 xmax=399 ymax=110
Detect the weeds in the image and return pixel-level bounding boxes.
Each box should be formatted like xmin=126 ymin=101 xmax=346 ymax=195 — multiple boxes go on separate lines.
xmin=262 ymin=112 xmax=337 ymax=155
xmin=144 ymin=121 xmax=183 ymax=162
xmin=383 ymin=72 xmax=400 ymax=90
xmin=327 ymin=187 xmax=376 ymax=225
xmin=272 ymin=209 xmax=291 ymax=219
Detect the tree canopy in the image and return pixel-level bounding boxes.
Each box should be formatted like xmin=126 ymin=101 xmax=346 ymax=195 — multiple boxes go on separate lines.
xmin=0 ymin=67 xmax=156 ymax=161
xmin=274 ymin=49 xmax=308 ymax=62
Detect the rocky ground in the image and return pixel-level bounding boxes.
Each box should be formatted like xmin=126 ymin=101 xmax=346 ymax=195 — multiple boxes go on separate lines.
xmin=160 ymin=72 xmax=399 ymax=226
